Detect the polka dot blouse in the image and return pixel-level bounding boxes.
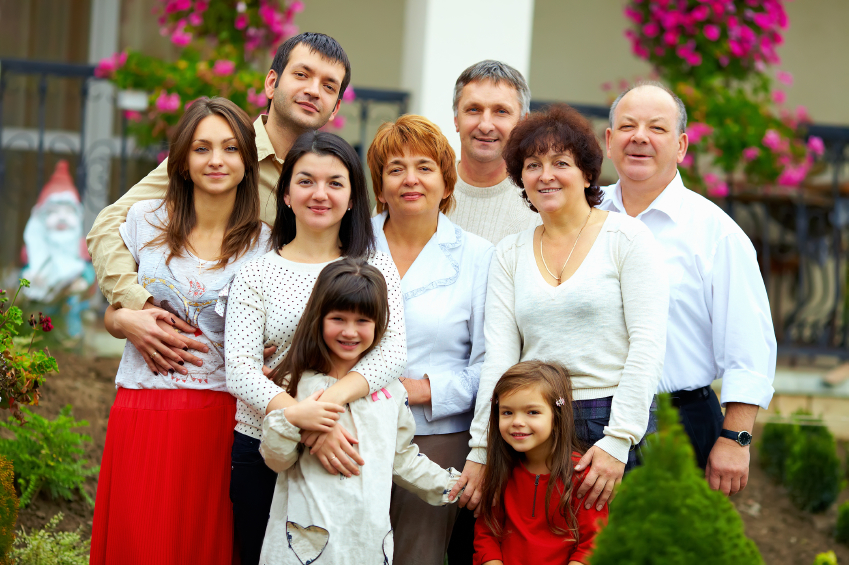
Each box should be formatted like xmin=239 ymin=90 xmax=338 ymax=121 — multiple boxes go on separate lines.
xmin=224 ymin=250 xmax=407 ymax=439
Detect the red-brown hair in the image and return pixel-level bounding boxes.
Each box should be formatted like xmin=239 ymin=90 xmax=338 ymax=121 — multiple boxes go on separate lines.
xmin=149 ymin=97 xmax=263 ymax=268
xmin=366 ymin=114 xmax=457 ymax=215
xmin=479 ymin=361 xmax=585 ymax=540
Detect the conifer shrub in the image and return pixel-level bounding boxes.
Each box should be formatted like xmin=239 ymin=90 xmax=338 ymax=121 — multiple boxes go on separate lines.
xmin=784 ymin=422 xmax=841 ymax=513
xmin=11 ymin=513 xmax=89 ymax=565
xmin=812 ymin=551 xmax=837 ymax=565
xmin=589 ymin=394 xmax=763 ymax=565
xmin=0 ymin=455 xmax=18 ymax=565
xmin=0 ymin=406 xmax=98 ymax=508
xmin=836 ymin=501 xmax=849 ymax=545
xmin=758 ymin=413 xmax=799 ymax=481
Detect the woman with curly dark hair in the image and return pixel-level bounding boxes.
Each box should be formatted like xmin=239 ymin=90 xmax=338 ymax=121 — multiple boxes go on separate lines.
xmin=455 ymin=104 xmax=670 ymax=521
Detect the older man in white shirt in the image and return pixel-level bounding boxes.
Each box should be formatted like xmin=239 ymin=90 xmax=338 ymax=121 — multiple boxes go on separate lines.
xmin=598 ymin=82 xmax=777 ymax=496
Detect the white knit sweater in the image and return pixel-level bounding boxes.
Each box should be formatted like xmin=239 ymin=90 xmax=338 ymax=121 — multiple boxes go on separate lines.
xmin=447 ymin=172 xmax=541 ymax=245
xmin=468 ymin=212 xmax=669 ymax=464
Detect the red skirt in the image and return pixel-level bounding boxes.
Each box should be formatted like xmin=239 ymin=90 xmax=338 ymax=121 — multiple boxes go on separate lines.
xmin=90 ymin=387 xmax=237 ymax=565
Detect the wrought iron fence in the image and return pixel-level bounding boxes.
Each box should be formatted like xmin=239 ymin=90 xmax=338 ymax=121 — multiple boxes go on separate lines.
xmin=2 ymin=61 xmax=846 ymax=359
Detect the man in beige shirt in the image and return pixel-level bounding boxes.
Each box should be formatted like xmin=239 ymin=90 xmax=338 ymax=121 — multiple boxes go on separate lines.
xmin=87 ymin=31 xmax=351 ymax=311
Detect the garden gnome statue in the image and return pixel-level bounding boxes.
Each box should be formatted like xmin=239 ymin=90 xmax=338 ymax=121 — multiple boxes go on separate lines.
xmin=21 ymin=160 xmax=93 ymax=311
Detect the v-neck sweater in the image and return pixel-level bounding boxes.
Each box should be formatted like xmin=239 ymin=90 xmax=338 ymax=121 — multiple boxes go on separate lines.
xmin=468 ymin=212 xmax=669 ymax=464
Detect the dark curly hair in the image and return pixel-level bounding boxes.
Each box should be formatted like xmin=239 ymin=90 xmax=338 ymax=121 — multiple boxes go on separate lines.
xmin=502 ymin=104 xmax=603 ymax=212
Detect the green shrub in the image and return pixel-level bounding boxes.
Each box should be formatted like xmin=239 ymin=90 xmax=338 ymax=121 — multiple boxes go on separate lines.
xmin=0 ymin=406 xmax=98 ymax=508
xmin=11 ymin=513 xmax=89 ymax=565
xmin=784 ymin=424 xmax=841 ymax=513
xmin=759 ymin=414 xmax=799 ymax=481
xmin=812 ymin=551 xmax=837 ymax=565
xmin=589 ymin=394 xmax=763 ymax=565
xmin=836 ymin=501 xmax=849 ymax=545
xmin=0 ymin=455 xmax=18 ymax=565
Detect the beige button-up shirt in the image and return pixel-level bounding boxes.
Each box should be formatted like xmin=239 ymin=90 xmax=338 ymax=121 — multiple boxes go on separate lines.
xmin=86 ymin=115 xmax=283 ymax=310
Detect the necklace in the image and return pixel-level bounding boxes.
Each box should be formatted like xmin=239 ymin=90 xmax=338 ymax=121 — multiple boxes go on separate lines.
xmin=540 ymin=208 xmax=593 ymax=284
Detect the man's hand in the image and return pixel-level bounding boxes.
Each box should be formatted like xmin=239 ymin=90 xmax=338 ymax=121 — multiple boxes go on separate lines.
xmin=278 ymin=390 xmax=344 ymax=432
xmin=706 ymin=437 xmax=750 ymax=496
xmin=450 ymin=460 xmax=485 ymax=514
xmin=302 ymin=425 xmax=365 ymax=477
xmin=399 ymin=376 xmax=431 ymax=406
xmin=574 ymin=446 xmax=625 ymax=511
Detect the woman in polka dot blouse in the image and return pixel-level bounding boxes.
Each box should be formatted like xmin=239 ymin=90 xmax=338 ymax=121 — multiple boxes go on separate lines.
xmin=224 ymin=131 xmax=406 ymax=563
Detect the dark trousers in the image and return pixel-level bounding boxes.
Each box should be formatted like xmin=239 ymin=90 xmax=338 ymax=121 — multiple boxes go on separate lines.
xmin=671 ymin=387 xmax=725 ymax=469
xmin=230 ymin=431 xmax=278 ymax=565
xmin=573 ymin=396 xmax=658 ymax=472
xmin=447 ymin=508 xmax=475 ymax=564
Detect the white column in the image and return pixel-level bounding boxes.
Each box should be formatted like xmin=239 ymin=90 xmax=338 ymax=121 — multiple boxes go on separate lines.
xmin=401 ymin=0 xmax=535 ymax=155
xmin=83 ymin=0 xmax=120 ymax=232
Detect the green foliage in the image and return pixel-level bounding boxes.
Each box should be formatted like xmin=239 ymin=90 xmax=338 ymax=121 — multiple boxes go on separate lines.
xmin=0 ymin=279 xmax=59 ymax=423
xmin=0 ymin=407 xmax=98 ymax=508
xmin=0 ymin=455 xmax=18 ymax=565
xmin=784 ymin=418 xmax=841 ymax=513
xmin=589 ymin=394 xmax=762 ymax=565
xmin=836 ymin=501 xmax=849 ymax=545
xmin=758 ymin=414 xmax=799 ymax=481
xmin=11 ymin=513 xmax=89 ymax=565
xmin=812 ymin=551 xmax=838 ymax=565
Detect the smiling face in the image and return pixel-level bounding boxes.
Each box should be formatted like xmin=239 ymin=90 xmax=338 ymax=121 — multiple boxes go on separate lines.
xmin=605 ymin=85 xmax=688 ymax=192
xmin=265 ymin=43 xmax=345 ymax=132
xmin=283 ymin=152 xmax=352 ymax=236
xmin=378 ymin=152 xmax=449 ymax=220
xmin=187 ymin=114 xmax=245 ymax=198
xmin=498 ymin=385 xmax=554 ymax=463
xmin=454 ymin=80 xmax=523 ymax=165
xmin=322 ymin=309 xmax=376 ymax=376
xmin=521 ymin=149 xmax=590 ymax=215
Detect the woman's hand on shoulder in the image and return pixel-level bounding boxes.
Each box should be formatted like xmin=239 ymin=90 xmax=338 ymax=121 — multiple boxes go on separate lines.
xmin=282 ymin=390 xmax=345 ymax=432
xmin=106 ymin=302 xmax=209 ymax=376
xmin=302 ymin=422 xmax=365 ymax=477
xmin=574 ymin=446 xmax=625 ymax=511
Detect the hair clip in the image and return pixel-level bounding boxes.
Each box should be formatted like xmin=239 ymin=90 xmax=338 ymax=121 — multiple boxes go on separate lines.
xmin=555 ymin=397 xmax=565 ymax=407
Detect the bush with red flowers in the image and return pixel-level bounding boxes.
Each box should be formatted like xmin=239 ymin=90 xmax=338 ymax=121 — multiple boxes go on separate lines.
xmin=620 ymin=0 xmax=822 ymax=195
xmin=0 ymin=280 xmax=58 ymax=423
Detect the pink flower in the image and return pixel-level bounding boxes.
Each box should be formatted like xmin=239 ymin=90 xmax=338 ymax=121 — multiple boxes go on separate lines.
xmin=681 ymin=153 xmax=695 ymax=168
xmin=247 ymin=87 xmax=267 ymax=108
xmin=663 ymin=30 xmax=679 ymax=46
xmin=195 ymin=0 xmax=209 ymax=11
xmin=173 ymin=0 xmax=191 ymax=10
xmin=718 ymin=55 xmax=729 ymax=67
xmin=332 ymin=115 xmax=346 ymax=129
xmin=155 ymin=90 xmax=181 ymax=113
xmin=624 ymin=6 xmax=643 ymax=24
xmin=691 ymin=5 xmax=710 ymax=21
xmin=729 ymin=40 xmax=745 ymax=57
xmin=807 ymin=136 xmax=825 ymax=157
xmin=123 ymin=110 xmax=143 ymax=122
xmin=290 ymin=0 xmax=305 ymax=13
xmin=752 ymin=12 xmax=773 ymax=29
xmin=601 ymin=81 xmax=613 ymax=92
xmin=342 ymin=86 xmax=356 ymax=103
xmin=772 ymin=90 xmax=786 ymax=104
xmin=703 ymin=173 xmax=719 ymax=185
xmin=762 ymin=129 xmax=782 ymax=150
xmin=212 ymin=59 xmax=236 ymax=76
xmin=171 ymin=27 xmax=193 ymax=46
xmin=742 ymin=147 xmax=761 ymax=161
xmin=94 ymin=52 xmax=127 ymax=78
xmin=642 ymin=22 xmax=660 ymax=38
xmin=796 ymin=105 xmax=811 ymax=123
xmin=41 ymin=316 xmax=54 ymax=332
xmin=157 ymin=150 xmax=170 ymax=163
xmin=235 ymin=14 xmax=249 ymax=30
xmin=777 ymin=164 xmax=809 ymax=186
xmin=704 ymin=24 xmax=721 ymax=41
xmin=188 ymin=12 xmax=203 ymax=26
xmin=776 ymin=70 xmax=793 ymax=86
xmin=687 ymin=122 xmax=714 ymax=144
xmin=707 ymin=181 xmax=729 ymax=198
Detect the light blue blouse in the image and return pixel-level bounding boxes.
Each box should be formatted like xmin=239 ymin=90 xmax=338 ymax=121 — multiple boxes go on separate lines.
xmin=373 ymin=212 xmax=495 ymax=436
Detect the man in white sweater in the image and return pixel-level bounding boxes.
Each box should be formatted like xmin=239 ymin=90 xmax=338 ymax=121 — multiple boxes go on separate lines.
xmin=598 ymin=82 xmax=777 ymax=497
xmin=447 ymin=60 xmax=541 ymax=244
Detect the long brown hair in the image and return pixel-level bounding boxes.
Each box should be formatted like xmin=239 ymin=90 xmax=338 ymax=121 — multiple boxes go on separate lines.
xmin=269 ymin=258 xmax=389 ymax=395
xmin=149 ymin=97 xmax=262 ymax=268
xmin=479 ymin=361 xmax=585 ymax=539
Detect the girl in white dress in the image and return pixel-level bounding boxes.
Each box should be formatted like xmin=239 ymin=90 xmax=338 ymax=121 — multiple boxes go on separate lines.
xmin=260 ymin=258 xmax=460 ymax=565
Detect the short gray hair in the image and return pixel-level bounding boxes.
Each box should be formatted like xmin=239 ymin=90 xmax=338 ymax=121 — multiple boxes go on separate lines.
xmin=609 ymin=80 xmax=688 ymax=136
xmin=452 ymin=60 xmax=531 ymax=117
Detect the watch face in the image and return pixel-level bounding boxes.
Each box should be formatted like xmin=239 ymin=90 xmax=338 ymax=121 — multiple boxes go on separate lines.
xmin=738 ymin=431 xmax=753 ymax=446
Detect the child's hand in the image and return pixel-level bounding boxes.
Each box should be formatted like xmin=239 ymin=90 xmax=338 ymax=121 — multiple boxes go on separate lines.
xmin=282 ymin=390 xmax=345 ymax=432
xmin=303 ymin=425 xmax=364 ymax=477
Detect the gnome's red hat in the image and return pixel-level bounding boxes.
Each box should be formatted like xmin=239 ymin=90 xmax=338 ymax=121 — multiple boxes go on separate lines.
xmin=36 ymin=160 xmax=81 ymax=207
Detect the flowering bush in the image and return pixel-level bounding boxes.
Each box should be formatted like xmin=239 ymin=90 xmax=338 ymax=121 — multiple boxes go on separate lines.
xmin=95 ymin=1 xmax=352 ymax=150
xmin=622 ymin=0 xmax=822 ymax=195
xmin=0 ymin=280 xmax=58 ymax=423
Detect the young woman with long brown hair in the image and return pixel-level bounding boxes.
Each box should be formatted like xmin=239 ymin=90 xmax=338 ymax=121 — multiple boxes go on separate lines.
xmin=90 ymin=97 xmax=271 ymax=565
xmin=474 ymin=361 xmax=607 ymax=565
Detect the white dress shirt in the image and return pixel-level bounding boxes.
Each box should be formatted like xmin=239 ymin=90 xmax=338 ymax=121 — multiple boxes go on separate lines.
xmin=599 ymin=172 xmax=776 ymax=409
xmin=373 ymin=212 xmax=495 ymax=435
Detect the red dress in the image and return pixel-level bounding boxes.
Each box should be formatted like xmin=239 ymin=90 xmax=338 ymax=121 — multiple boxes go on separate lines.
xmin=474 ymin=454 xmax=607 ymax=565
